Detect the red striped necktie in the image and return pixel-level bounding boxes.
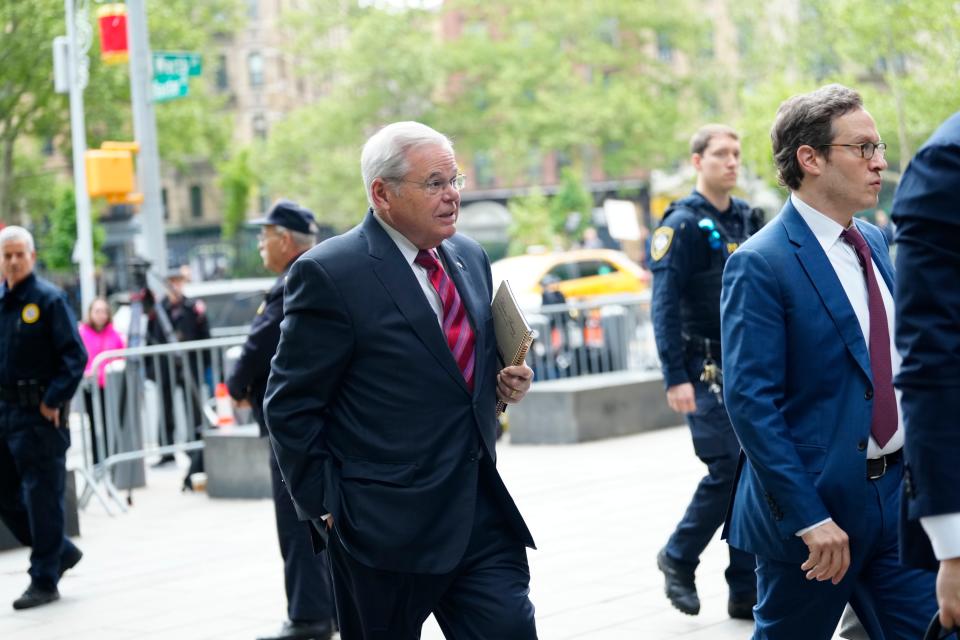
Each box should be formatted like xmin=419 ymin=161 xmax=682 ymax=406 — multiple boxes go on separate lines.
xmin=840 ymin=226 xmax=898 ymax=447
xmin=415 ymin=249 xmax=476 ymax=391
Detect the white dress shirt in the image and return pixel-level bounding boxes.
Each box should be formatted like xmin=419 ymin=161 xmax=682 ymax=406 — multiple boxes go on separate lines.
xmin=792 ymin=194 xmax=903 ymax=537
xmin=373 ymin=212 xmax=444 ymax=326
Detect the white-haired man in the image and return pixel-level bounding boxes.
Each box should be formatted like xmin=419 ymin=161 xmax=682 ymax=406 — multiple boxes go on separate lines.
xmin=264 ymin=122 xmax=538 ymax=639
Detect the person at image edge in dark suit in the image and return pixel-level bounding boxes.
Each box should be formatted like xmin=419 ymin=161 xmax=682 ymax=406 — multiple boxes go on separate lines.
xmin=264 ymin=121 xmax=537 ymax=640
xmin=226 ymin=200 xmax=336 ymax=640
xmin=720 ymin=83 xmax=937 ymax=639
xmin=892 ymin=111 xmax=960 ymax=630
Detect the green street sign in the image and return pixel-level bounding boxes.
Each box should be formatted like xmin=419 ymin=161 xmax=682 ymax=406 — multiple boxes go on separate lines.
xmin=151 ymin=51 xmax=201 ymax=103
xmin=153 ymin=51 xmax=202 ymax=77
xmin=152 ymin=73 xmax=189 ymax=102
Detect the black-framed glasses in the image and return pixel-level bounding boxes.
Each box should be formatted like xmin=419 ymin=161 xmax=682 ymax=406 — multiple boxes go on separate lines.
xmin=819 ymin=141 xmax=887 ymax=160
xmin=395 ymin=173 xmax=466 ymax=196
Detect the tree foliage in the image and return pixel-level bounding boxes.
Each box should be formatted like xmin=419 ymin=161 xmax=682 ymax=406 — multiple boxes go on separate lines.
xmin=259 ymin=0 xmax=709 ymax=229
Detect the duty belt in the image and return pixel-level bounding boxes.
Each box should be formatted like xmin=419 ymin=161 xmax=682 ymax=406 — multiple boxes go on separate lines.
xmin=0 ymin=381 xmax=47 ymax=407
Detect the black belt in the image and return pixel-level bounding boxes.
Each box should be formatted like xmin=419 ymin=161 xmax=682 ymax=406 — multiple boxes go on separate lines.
xmin=867 ymin=449 xmax=902 ymax=480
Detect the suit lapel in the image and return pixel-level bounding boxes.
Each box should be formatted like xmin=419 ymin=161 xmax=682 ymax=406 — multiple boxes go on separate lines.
xmin=438 ymin=240 xmax=487 ymax=396
xmin=781 ymin=203 xmax=872 ymax=380
xmin=362 ymin=212 xmax=471 ymax=394
xmin=854 ymin=219 xmax=896 ymax=294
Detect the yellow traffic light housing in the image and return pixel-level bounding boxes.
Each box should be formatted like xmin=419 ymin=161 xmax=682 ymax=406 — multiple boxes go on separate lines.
xmin=84 ymin=142 xmax=143 ymax=204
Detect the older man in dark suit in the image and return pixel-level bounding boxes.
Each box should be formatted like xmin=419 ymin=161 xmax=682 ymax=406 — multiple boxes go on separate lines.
xmin=264 ymin=121 xmax=536 ymax=640
xmin=893 ymin=111 xmax=960 ymax=629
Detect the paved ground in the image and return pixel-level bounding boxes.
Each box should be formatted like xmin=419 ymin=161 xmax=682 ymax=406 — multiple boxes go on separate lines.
xmin=0 ymin=425 xmax=840 ymax=639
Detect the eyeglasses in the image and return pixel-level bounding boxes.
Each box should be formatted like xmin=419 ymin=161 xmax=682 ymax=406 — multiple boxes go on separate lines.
xmin=395 ymin=174 xmax=466 ymax=196
xmin=257 ymin=228 xmax=281 ymax=241
xmin=819 ymin=141 xmax=887 ymax=160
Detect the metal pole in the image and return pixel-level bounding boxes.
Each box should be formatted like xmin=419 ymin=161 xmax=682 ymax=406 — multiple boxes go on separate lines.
xmin=125 ymin=0 xmax=167 ymax=278
xmin=64 ymin=0 xmax=96 ymax=313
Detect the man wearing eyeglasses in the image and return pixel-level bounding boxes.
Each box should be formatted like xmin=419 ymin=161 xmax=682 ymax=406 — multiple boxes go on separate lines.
xmin=720 ymin=84 xmax=936 ymax=639
xmin=264 ymin=121 xmax=537 ymax=639
xmin=650 ymin=124 xmax=761 ymax=621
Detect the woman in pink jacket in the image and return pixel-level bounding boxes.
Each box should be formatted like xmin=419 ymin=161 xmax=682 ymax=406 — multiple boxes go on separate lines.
xmin=78 ymin=297 xmax=125 ymax=464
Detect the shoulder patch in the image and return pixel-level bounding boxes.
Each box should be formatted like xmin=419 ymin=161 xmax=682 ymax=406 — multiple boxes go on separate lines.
xmin=651 ymin=227 xmax=674 ymax=262
xmin=21 ymin=303 xmax=40 ymax=324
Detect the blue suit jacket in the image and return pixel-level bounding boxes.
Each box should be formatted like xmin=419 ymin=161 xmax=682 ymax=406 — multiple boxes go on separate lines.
xmin=893 ymin=111 xmax=960 ymax=569
xmin=264 ymin=210 xmax=534 ymax=575
xmin=720 ymin=200 xmax=894 ymax=562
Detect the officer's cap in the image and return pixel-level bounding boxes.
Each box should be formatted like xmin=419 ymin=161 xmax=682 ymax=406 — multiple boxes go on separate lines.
xmin=251 ymin=199 xmax=318 ymax=235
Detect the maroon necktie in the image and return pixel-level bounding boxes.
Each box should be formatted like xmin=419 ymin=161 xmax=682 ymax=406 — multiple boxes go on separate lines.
xmin=415 ymin=250 xmax=476 ymax=391
xmin=841 ymin=226 xmax=898 ymax=447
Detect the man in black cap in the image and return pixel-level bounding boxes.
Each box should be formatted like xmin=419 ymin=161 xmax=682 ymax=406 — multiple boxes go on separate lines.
xmin=226 ymin=200 xmax=335 ymax=640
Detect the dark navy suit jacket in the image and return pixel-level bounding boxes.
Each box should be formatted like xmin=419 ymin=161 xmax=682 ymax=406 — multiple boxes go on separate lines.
xmin=893 ymin=111 xmax=960 ymax=570
xmin=264 ymin=211 xmax=534 ymax=575
xmin=720 ymin=200 xmax=894 ymax=562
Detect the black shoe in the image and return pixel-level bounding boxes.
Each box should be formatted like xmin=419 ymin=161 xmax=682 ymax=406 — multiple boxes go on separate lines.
xmin=728 ymin=593 xmax=757 ymax=620
xmin=151 ymin=454 xmax=176 ymax=468
xmin=657 ymin=548 xmax=700 ymax=615
xmin=256 ymin=619 xmax=333 ymax=640
xmin=59 ymin=546 xmax=83 ymax=578
xmin=181 ymin=475 xmax=194 ymax=493
xmin=12 ymin=584 xmax=60 ymax=610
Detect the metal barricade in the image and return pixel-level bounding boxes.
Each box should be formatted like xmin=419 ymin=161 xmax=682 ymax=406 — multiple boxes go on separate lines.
xmin=75 ymin=336 xmax=246 ymax=514
xmin=525 ymin=292 xmax=659 ymax=381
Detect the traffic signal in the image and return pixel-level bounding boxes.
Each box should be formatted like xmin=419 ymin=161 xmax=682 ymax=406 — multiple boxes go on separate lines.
xmin=85 ymin=142 xmax=143 ymax=205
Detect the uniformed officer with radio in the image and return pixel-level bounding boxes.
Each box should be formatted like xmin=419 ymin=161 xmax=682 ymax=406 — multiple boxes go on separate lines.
xmin=650 ymin=125 xmax=762 ymax=620
xmin=226 ymin=201 xmax=335 ymax=640
xmin=0 ymin=226 xmax=87 ymax=610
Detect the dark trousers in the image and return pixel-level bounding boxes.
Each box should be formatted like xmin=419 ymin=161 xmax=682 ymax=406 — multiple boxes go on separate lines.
xmin=752 ymin=461 xmax=936 ymax=640
xmin=665 ymin=374 xmax=756 ymax=596
xmin=328 ymin=465 xmax=537 ymax=640
xmin=82 ymin=386 xmax=103 ymax=465
xmin=269 ymin=448 xmax=335 ymax=623
xmin=0 ymin=419 xmax=79 ymax=589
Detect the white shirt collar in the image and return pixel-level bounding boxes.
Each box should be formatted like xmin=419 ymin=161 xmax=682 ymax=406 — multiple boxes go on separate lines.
xmin=790 ymin=193 xmax=849 ymax=254
xmin=372 ymin=211 xmax=422 ymax=267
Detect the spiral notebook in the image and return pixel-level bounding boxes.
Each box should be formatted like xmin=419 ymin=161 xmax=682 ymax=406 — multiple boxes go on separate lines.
xmin=492 ymin=280 xmax=534 ymax=416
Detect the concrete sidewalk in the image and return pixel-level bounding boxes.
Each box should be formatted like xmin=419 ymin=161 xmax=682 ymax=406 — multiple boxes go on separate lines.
xmin=0 ymin=426 xmax=770 ymax=639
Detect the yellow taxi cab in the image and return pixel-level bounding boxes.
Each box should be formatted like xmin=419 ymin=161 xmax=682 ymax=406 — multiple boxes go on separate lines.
xmin=490 ymin=248 xmax=650 ymax=309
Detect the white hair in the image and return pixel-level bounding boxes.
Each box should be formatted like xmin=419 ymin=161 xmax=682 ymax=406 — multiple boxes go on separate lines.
xmin=0 ymin=225 xmax=35 ymax=252
xmin=281 ymin=227 xmax=317 ymax=250
xmin=360 ymin=121 xmax=454 ymax=207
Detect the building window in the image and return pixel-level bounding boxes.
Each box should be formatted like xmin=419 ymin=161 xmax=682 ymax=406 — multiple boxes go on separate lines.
xmin=252 ymin=113 xmax=268 ymax=140
xmin=161 ymin=188 xmax=169 ymax=220
xmin=527 ymin=148 xmax=543 ymax=184
xmin=473 ymin=151 xmax=495 ymax=189
xmin=656 ymin=32 xmax=673 ymax=62
xmin=215 ymin=54 xmax=229 ymax=91
xmin=248 ymin=52 xmax=264 ymax=88
xmin=246 ymin=0 xmax=258 ymax=19
xmin=189 ymin=185 xmax=203 ymax=219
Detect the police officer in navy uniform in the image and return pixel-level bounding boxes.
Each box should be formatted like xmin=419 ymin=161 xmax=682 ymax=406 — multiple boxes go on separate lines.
xmin=226 ymin=201 xmax=335 ymax=640
xmin=0 ymin=226 xmax=86 ymax=610
xmin=146 ymin=268 xmax=211 ymax=476
xmin=650 ymin=125 xmax=762 ymax=620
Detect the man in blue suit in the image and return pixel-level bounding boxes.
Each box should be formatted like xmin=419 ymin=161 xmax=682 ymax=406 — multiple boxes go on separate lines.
xmin=720 ymin=84 xmax=936 ymax=638
xmin=892 ymin=111 xmax=960 ymax=629
xmin=264 ymin=121 xmax=537 ymax=640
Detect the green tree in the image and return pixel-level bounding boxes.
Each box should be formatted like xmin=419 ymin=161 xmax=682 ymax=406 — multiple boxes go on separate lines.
xmin=38 ymin=185 xmax=105 ymax=272
xmin=218 ymin=148 xmax=254 ymax=240
xmin=549 ymin=168 xmax=593 ymax=238
xmin=0 ymin=0 xmax=242 ymax=223
xmin=507 ymin=189 xmax=556 ymax=256
xmin=731 ymin=0 xmax=960 ymax=185
xmin=259 ymin=0 xmax=708 ymax=228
